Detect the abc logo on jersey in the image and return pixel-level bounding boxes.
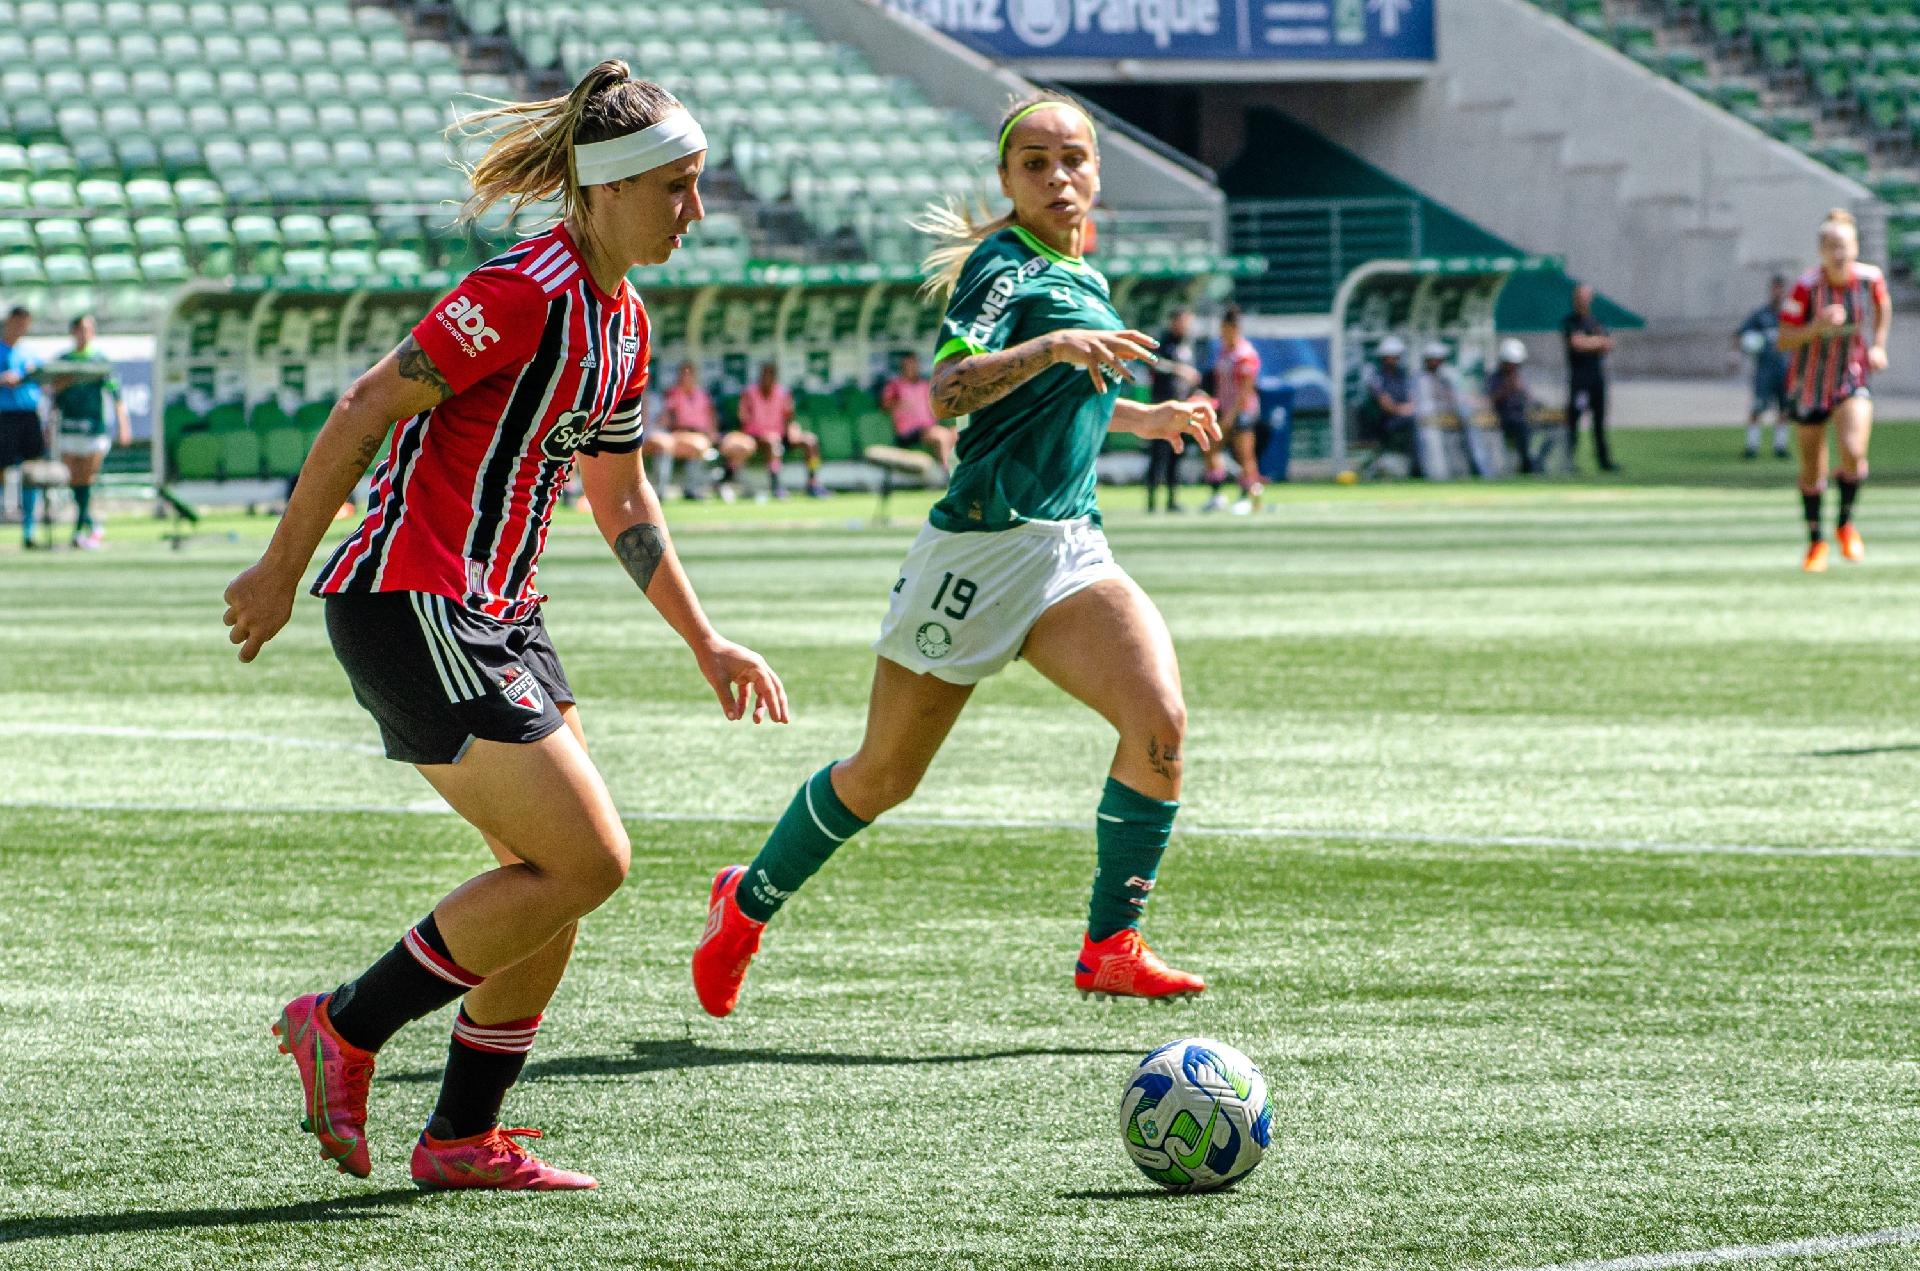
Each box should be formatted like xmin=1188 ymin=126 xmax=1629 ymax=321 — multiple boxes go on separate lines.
xmin=439 ymin=295 xmax=501 ymax=357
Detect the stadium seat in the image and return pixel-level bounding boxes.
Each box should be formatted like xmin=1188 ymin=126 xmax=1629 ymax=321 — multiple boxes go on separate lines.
xmin=172 ymin=430 xmax=221 ymax=480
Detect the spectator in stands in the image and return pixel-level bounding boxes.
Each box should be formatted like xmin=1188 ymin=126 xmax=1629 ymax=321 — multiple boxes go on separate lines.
xmin=1145 ymin=307 xmax=1202 ymax=513
xmin=1485 ymin=337 xmax=1538 ymax=475
xmin=645 ymin=360 xmax=720 ymax=499
xmin=1360 ymin=336 xmax=1416 ymax=476
xmin=1215 ymin=306 xmax=1266 ymax=514
xmin=720 ymin=361 xmax=825 ymax=499
xmin=1413 ymin=341 xmax=1487 ymax=479
xmin=1561 ymin=283 xmax=1618 ymax=473
xmin=1736 ymin=275 xmax=1790 ymax=460
xmin=881 ymin=352 xmax=953 ymax=479
xmin=0 ymin=305 xmax=45 ymax=543
xmin=48 ymin=314 xmax=131 ymax=549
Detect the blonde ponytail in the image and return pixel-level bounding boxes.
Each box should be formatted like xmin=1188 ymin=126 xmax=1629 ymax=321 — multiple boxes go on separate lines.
xmin=912 ymin=198 xmax=1015 ymax=302
xmin=913 ymin=92 xmax=1097 ymax=302
xmin=450 ymin=59 xmax=681 ymax=230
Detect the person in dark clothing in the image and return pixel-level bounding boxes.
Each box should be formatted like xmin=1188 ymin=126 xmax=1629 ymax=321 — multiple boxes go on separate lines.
xmin=1736 ymin=275 xmax=1790 ymax=460
xmin=1485 ymin=337 xmax=1537 ymax=475
xmin=1144 ymin=307 xmax=1202 ymax=512
xmin=1561 ymin=284 xmax=1617 ymax=473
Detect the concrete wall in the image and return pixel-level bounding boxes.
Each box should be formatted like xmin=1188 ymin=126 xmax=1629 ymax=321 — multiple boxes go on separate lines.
xmin=774 ymin=0 xmax=1223 ymax=215
xmin=1196 ymin=0 xmax=1880 ymax=372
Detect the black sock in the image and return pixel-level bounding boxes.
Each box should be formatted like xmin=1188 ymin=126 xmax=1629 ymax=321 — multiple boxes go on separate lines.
xmin=1837 ymin=477 xmax=1861 ymax=528
xmin=327 ymin=913 xmax=483 ymax=1053
xmin=1802 ymin=490 xmax=1824 ymax=543
xmin=427 ymin=1009 xmax=541 ymax=1140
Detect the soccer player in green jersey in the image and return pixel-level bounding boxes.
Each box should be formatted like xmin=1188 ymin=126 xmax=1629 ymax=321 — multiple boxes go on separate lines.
xmin=48 ymin=314 xmax=131 ymax=549
xmin=694 ymin=95 xmax=1222 ymax=1013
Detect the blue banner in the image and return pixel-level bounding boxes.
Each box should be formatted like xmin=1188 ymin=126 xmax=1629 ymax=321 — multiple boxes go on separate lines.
xmin=884 ymin=0 xmax=1433 ymax=61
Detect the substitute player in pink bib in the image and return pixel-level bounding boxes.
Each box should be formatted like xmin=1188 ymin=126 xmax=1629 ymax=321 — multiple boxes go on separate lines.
xmin=1779 ymin=208 xmax=1891 ymax=572
xmin=223 ymin=61 xmax=788 ymax=1191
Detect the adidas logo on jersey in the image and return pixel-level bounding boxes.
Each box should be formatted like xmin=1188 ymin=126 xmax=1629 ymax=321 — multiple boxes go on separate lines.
xmin=439 ymin=295 xmax=501 ymax=357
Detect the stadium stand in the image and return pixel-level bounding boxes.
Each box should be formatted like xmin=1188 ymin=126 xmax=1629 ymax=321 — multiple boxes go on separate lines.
xmin=0 ymin=0 xmax=527 ymax=328
xmin=1527 ymin=0 xmax=1920 ymax=273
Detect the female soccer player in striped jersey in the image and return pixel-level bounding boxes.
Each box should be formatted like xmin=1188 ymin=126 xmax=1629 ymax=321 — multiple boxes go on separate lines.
xmin=693 ymin=95 xmax=1221 ymax=1016
xmin=221 ymin=61 xmax=788 ymax=1191
xmin=1779 ymin=208 xmax=1891 ymax=572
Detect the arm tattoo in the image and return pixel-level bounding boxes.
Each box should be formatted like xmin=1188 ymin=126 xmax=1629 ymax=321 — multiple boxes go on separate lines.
xmin=395 ymin=334 xmax=452 ymax=403
xmin=615 ymin=523 xmax=669 ymax=594
xmin=931 ymin=339 xmax=1057 ymax=418
xmin=350 ymin=432 xmax=382 ymax=472
xmin=1147 ymin=737 xmax=1180 ymax=781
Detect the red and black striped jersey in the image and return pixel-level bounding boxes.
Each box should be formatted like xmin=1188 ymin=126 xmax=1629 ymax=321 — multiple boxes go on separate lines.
xmin=314 ymin=224 xmax=649 ymax=622
xmin=1781 ymin=262 xmax=1887 ymax=415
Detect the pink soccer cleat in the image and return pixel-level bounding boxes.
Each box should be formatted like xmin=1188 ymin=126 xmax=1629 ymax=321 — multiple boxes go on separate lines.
xmin=271 ymin=992 xmax=376 ymax=1177
xmin=1075 ymin=929 xmax=1207 ymax=1001
xmin=692 ymin=865 xmax=765 ymax=1018
xmin=411 ymin=1125 xmax=597 ymax=1191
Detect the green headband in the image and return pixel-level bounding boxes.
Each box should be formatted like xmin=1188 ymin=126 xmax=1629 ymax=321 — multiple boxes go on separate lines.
xmin=997 ymin=101 xmax=1097 ymax=162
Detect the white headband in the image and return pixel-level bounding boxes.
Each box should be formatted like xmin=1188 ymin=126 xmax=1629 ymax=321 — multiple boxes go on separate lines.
xmin=573 ymin=110 xmax=708 ymax=186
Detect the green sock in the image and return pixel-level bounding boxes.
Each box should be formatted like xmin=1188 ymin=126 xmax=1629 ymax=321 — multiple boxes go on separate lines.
xmin=737 ymin=763 xmax=869 ymax=923
xmin=1089 ymin=778 xmax=1178 ymax=941
xmin=73 ymin=484 xmax=93 ymax=531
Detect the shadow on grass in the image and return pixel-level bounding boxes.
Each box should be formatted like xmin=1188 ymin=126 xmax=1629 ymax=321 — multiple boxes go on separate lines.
xmin=1805 ymin=743 xmax=1920 ymax=757
xmin=382 ymin=1039 xmax=1139 ymax=1085
xmin=1058 ymin=1187 xmax=1188 ymax=1202
xmin=0 ymin=1188 xmax=422 ymax=1245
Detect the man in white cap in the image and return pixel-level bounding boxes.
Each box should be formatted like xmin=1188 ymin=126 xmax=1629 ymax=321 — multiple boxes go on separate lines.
xmin=1359 ymin=336 xmax=1416 ymax=475
xmin=1486 ymin=337 xmax=1538 ymax=475
xmin=1414 ymin=340 xmax=1486 ymax=479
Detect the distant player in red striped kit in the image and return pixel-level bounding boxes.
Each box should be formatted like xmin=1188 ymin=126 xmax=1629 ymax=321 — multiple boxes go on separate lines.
xmin=221 ymin=61 xmax=788 ymax=1191
xmin=1779 ymin=208 xmax=1891 ymax=572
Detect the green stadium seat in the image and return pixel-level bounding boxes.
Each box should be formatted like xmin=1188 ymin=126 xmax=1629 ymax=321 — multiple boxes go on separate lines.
xmin=27 ymin=142 xmax=75 ymax=179
xmin=815 ymin=412 xmax=856 ymax=462
xmin=375 ymin=247 xmax=427 ymax=275
xmin=854 ymin=410 xmax=894 ymax=451
xmin=85 ymin=217 xmax=135 ymax=253
xmin=173 ymin=430 xmax=220 ymax=479
xmin=219 ymin=430 xmax=262 ymax=479
xmin=140 ymin=249 xmax=191 ymax=285
xmin=3 ymin=256 xmax=50 ymax=288
xmin=43 ymin=254 xmax=92 ymax=286
xmin=91 ymin=253 xmax=140 ymax=285
xmin=35 ymin=218 xmax=85 ymax=254
xmin=31 ymin=179 xmax=81 ymax=211
xmin=183 ymin=215 xmax=235 ymax=272
xmin=206 ymin=402 xmax=247 ymax=433
xmin=125 ymin=180 xmax=176 ymax=214
xmin=249 ymin=398 xmax=290 ymax=433
xmin=263 ymin=426 xmax=308 ymax=479
xmin=0 ymin=222 xmax=34 ymax=256
xmin=280 ymin=249 xmax=329 ymax=278
xmin=134 ymin=217 xmax=186 ymax=252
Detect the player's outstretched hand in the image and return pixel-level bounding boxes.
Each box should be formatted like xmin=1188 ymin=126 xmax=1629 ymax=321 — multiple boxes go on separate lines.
xmin=222 ymin=560 xmax=298 ymax=663
xmin=1136 ymin=397 xmax=1221 ymax=453
xmin=1050 ymin=329 xmax=1159 ymax=393
xmin=698 ymin=637 xmax=790 ymax=724
xmin=1870 ymin=345 xmax=1890 ymax=371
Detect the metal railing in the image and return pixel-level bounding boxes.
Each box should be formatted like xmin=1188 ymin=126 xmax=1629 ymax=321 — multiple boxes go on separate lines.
xmin=1228 ymin=198 xmax=1421 ymax=313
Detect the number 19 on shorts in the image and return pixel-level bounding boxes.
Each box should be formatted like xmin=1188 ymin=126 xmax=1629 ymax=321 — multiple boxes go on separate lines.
xmin=930 ymin=571 xmax=978 ymax=620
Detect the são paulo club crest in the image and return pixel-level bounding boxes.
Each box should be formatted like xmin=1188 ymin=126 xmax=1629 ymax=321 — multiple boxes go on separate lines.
xmin=499 ymin=666 xmax=544 ymax=713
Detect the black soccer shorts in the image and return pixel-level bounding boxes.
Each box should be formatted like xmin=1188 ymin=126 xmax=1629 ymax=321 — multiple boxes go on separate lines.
xmin=324 ymin=591 xmax=574 ymax=765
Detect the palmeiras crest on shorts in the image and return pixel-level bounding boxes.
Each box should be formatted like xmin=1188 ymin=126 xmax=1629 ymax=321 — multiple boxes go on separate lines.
xmin=499 ymin=666 xmax=545 ymax=712
xmin=915 ymin=621 xmax=952 ymax=660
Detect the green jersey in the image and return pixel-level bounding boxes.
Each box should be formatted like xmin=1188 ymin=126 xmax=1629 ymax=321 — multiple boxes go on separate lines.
xmin=930 ymin=226 xmax=1125 ymax=532
xmin=52 ymin=345 xmax=119 ymax=438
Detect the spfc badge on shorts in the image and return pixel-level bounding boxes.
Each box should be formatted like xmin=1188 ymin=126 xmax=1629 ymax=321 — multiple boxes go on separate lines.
xmin=499 ymin=666 xmax=544 ymax=712
xmin=915 ymin=621 xmax=952 ymax=660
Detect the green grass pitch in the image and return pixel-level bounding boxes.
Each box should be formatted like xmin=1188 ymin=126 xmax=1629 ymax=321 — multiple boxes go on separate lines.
xmin=6 ymin=426 xmax=1920 ymax=1269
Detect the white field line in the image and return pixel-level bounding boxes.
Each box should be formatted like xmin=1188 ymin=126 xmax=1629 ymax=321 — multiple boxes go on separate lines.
xmin=4 ymin=795 xmax=1920 ymax=859
xmin=1510 ymin=1223 xmax=1920 ymax=1270
xmin=12 ymin=722 xmax=384 ymax=756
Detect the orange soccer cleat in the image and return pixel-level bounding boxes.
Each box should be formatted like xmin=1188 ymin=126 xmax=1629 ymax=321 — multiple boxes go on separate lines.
xmin=1802 ymin=540 xmax=1830 ymax=573
xmin=692 ymin=865 xmax=765 ymax=1018
xmin=412 ymin=1125 xmax=597 ymax=1191
xmin=1075 ymin=928 xmax=1207 ymax=1001
xmin=1837 ymin=523 xmax=1865 ymax=562
xmin=272 ymin=992 xmax=376 ymax=1177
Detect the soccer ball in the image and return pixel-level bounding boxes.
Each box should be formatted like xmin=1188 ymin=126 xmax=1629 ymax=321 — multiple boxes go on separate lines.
xmin=1118 ymin=1037 xmax=1271 ymax=1192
